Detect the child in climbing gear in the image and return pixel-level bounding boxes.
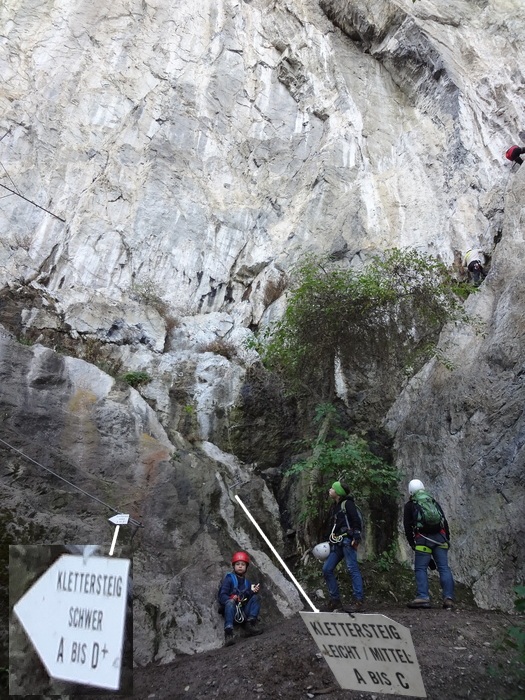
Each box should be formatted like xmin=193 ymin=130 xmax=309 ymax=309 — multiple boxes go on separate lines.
xmin=218 ymin=551 xmax=263 ymax=646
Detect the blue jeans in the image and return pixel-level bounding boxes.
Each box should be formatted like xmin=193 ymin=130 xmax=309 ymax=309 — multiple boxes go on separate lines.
xmin=223 ymin=594 xmax=261 ymax=630
xmin=414 ymin=533 xmax=454 ymax=600
xmin=322 ymin=540 xmax=364 ymax=601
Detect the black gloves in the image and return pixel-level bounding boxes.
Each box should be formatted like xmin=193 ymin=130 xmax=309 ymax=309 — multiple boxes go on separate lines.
xmin=352 ymin=530 xmax=361 ymax=544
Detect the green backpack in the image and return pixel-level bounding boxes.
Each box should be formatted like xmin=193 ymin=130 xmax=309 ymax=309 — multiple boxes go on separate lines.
xmin=412 ymin=490 xmax=444 ymax=533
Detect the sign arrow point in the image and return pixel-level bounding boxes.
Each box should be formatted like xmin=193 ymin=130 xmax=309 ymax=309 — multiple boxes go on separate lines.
xmin=14 ymin=554 xmax=130 ymax=691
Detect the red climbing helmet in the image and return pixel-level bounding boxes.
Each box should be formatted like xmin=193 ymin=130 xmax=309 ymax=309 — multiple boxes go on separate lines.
xmin=231 ymin=551 xmax=250 ymax=566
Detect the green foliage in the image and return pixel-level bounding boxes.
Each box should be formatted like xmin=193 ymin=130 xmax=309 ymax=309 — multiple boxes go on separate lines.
xmin=119 ymin=371 xmax=152 ymax=388
xmin=515 ymin=586 xmax=525 ymax=613
xmin=286 ymin=409 xmax=400 ymax=523
xmin=376 ymin=544 xmax=400 ymax=573
xmin=454 ymin=280 xmax=479 ymax=301
xmin=256 ymin=249 xmax=465 ymax=397
xmin=490 ymin=586 xmax=525 ymax=694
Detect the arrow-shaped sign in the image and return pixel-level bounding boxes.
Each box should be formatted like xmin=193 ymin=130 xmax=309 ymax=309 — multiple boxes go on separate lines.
xmin=14 ymin=554 xmax=130 ymax=690
xmin=108 ymin=514 xmax=130 ymax=556
xmin=108 ymin=514 xmax=130 ymax=525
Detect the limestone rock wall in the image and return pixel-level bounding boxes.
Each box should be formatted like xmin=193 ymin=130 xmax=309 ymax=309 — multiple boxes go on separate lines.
xmin=0 ymin=0 xmax=524 ymax=661
xmin=386 ymin=168 xmax=525 ymax=612
xmin=2 ymin=0 xmax=521 ymax=319
xmin=2 ymin=0 xmax=523 ymax=469
xmin=0 ymin=330 xmax=301 ymax=661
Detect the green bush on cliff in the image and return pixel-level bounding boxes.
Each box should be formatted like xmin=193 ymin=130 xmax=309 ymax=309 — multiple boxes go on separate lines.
xmin=256 ymin=248 xmax=465 ymax=398
xmin=252 ymin=249 xmax=463 ymax=548
xmin=287 ymin=426 xmax=399 ymax=521
xmin=119 ymin=371 xmax=152 ymax=388
xmin=285 ymin=402 xmax=400 ymax=548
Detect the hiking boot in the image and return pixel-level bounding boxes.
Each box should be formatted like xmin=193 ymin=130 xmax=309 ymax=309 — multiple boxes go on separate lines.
xmin=407 ymin=598 xmax=431 ymax=609
xmin=244 ymin=619 xmax=263 ymax=637
xmin=324 ymin=598 xmax=343 ymax=612
xmin=443 ymin=598 xmax=454 ymax=610
xmin=345 ymin=599 xmax=366 ymax=613
xmin=224 ymin=628 xmax=235 ymax=646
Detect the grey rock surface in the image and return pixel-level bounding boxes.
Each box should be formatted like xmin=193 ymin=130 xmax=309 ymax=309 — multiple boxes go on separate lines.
xmin=0 ymin=0 xmax=525 ymax=668
xmin=0 ymin=331 xmax=301 ymax=663
xmin=386 ymin=168 xmax=525 ymax=612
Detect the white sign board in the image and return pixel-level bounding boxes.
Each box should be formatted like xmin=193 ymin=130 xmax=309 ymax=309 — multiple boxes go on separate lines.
xmin=109 ymin=514 xmax=130 ymax=525
xmin=14 ymin=554 xmax=130 ymax=690
xmin=300 ymin=612 xmax=426 ymax=697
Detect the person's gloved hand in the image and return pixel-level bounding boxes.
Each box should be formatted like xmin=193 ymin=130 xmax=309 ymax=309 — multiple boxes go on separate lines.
xmin=351 ymin=530 xmax=361 ymax=547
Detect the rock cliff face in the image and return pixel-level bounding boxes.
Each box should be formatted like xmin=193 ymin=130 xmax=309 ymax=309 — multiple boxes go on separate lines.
xmin=1 ymin=0 xmax=525 ymax=662
xmin=386 ymin=166 xmax=525 ymax=612
xmin=0 ymin=329 xmax=301 ymax=661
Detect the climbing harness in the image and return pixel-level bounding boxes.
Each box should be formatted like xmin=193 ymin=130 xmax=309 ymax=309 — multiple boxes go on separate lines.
xmin=415 ymin=534 xmax=449 ymax=552
xmin=328 ymin=498 xmax=363 ymax=545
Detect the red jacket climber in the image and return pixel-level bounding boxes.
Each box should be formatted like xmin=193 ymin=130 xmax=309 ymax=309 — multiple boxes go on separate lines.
xmin=506 ymin=145 xmax=525 ymax=166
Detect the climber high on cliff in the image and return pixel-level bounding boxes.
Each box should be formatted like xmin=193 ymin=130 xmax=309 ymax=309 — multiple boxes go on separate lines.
xmin=505 ymin=144 xmax=525 ymax=166
xmin=464 ymin=249 xmax=486 ymax=286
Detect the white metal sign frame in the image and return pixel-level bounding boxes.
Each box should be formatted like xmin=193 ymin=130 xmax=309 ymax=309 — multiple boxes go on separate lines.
xmin=14 ymin=554 xmax=130 ymax=690
xmin=301 ymin=611 xmax=426 ymax=697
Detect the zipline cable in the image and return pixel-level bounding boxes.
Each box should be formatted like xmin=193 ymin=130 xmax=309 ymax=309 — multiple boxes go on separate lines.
xmin=0 ymin=182 xmax=65 ymax=222
xmin=1 ymin=161 xmax=21 ymax=194
xmin=0 ymin=436 xmax=143 ymax=528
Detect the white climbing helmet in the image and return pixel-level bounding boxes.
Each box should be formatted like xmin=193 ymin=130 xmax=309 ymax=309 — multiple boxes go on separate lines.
xmin=312 ymin=542 xmax=330 ymax=561
xmin=408 ymin=479 xmax=425 ymax=495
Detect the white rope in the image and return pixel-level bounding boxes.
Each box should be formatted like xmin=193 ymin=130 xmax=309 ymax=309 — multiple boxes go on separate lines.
xmin=235 ymin=494 xmax=319 ymax=613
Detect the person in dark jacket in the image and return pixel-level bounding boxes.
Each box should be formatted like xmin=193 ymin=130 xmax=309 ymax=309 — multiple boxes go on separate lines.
xmin=403 ymin=479 xmax=454 ymax=610
xmin=464 ymin=249 xmax=486 ymax=286
xmin=322 ymin=481 xmax=364 ymax=612
xmin=218 ymin=551 xmax=262 ymax=646
xmin=506 ymin=145 xmax=525 ymax=166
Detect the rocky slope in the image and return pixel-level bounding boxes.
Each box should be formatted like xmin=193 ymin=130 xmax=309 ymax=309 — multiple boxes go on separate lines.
xmin=1 ymin=0 xmax=525 ymax=666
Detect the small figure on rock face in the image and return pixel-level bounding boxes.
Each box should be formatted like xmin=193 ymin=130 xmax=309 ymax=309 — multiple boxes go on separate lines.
xmin=464 ymin=249 xmax=486 ymax=286
xmin=505 ymin=145 xmax=525 ymax=166
xmin=218 ymin=551 xmax=262 ymax=647
xmin=403 ymin=479 xmax=455 ymax=610
xmin=321 ymin=481 xmax=365 ymax=613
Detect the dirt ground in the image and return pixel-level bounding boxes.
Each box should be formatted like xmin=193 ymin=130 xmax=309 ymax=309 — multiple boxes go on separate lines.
xmin=120 ymin=600 xmax=522 ymax=700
